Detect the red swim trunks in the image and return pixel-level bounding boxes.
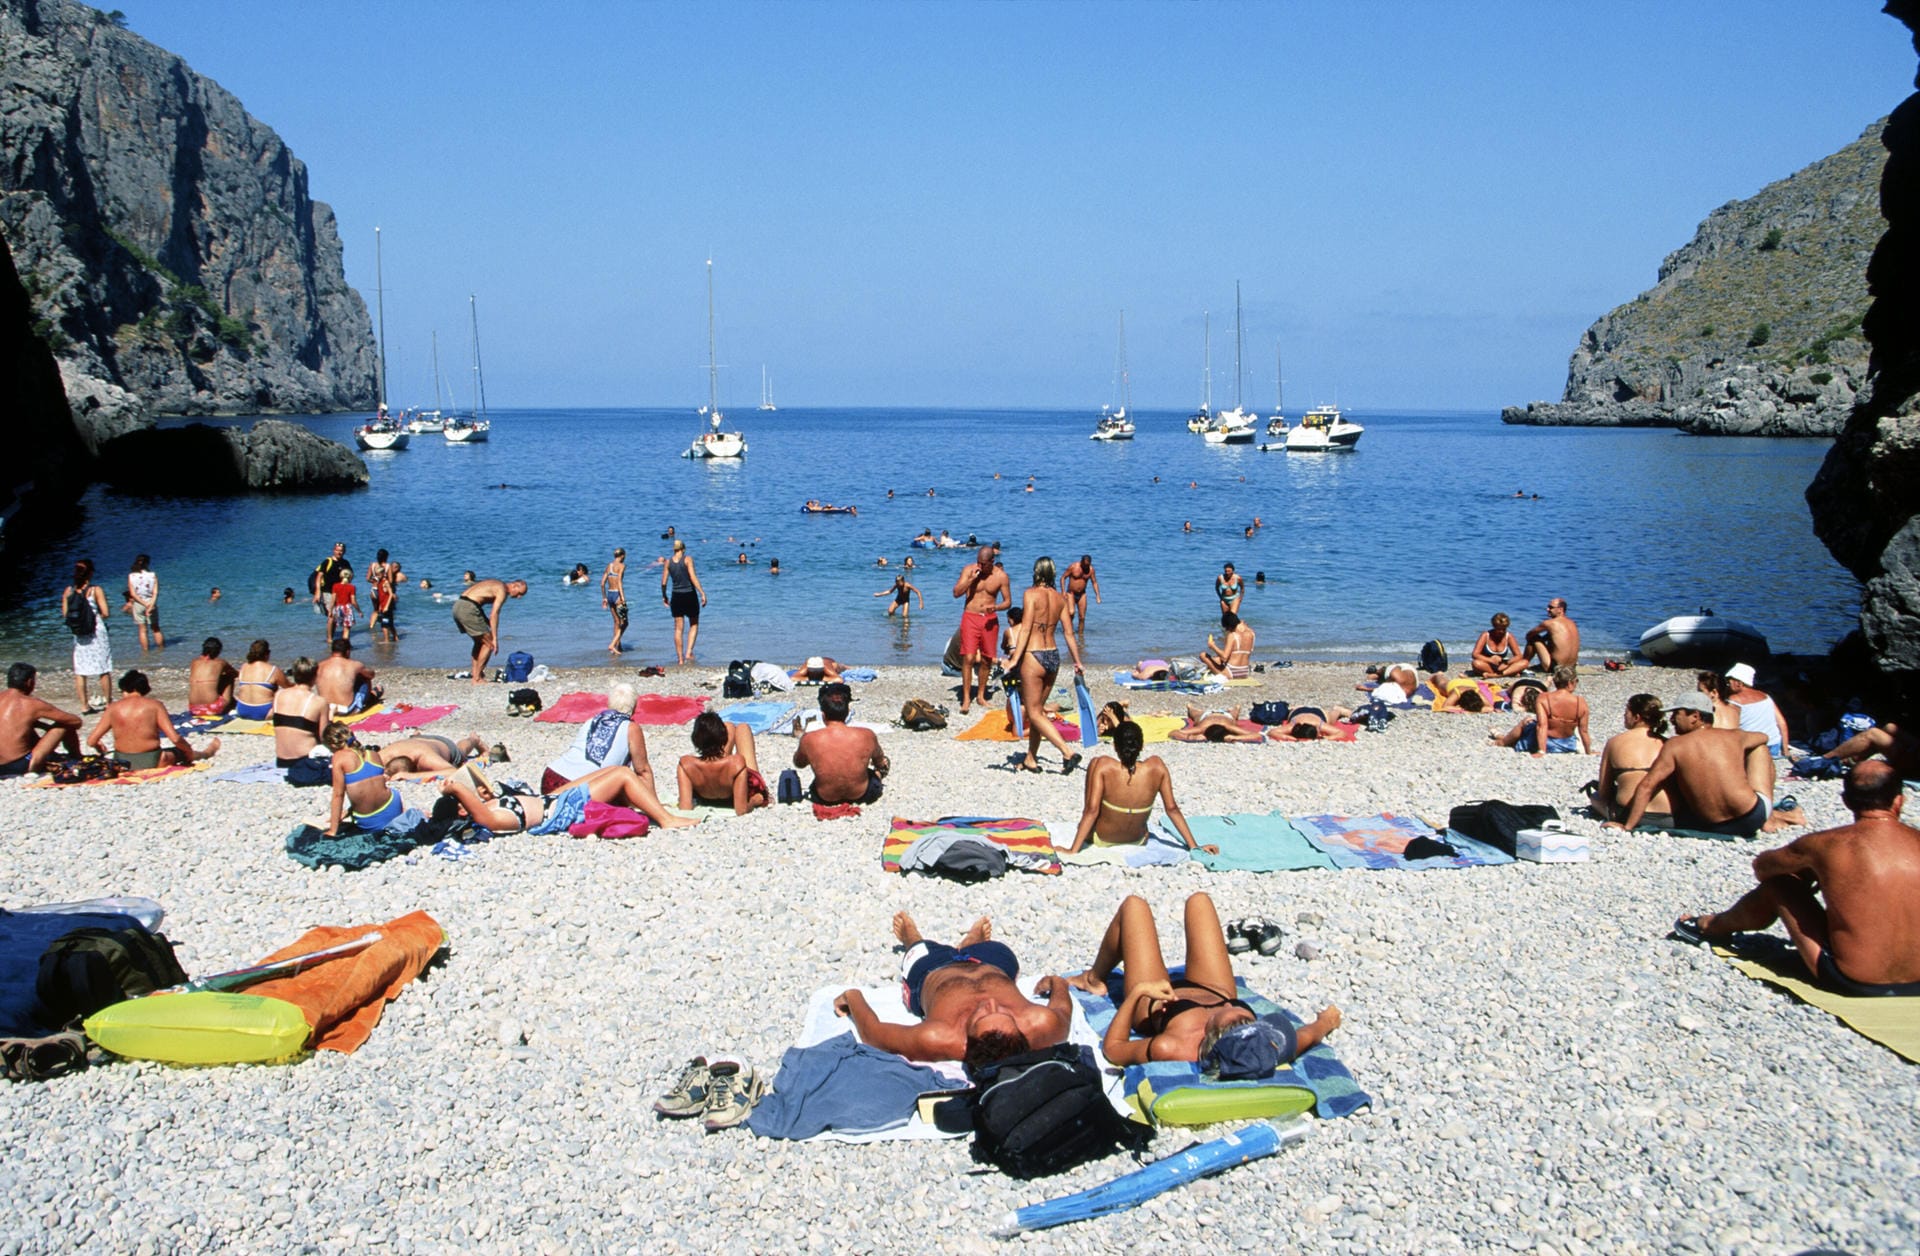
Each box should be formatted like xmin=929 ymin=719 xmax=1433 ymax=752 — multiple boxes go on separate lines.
xmin=959 ymin=610 xmax=1000 ymax=657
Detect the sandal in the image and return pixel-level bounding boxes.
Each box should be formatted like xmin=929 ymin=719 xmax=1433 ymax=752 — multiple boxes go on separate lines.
xmin=1225 ymin=920 xmax=1253 ymax=955
xmin=1061 ymin=754 xmax=1082 ymax=775
xmin=1671 ymin=916 xmax=1712 ymax=946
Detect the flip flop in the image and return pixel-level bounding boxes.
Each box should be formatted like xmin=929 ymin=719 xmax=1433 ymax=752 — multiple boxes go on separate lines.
xmin=1671 ymin=916 xmax=1712 ymax=946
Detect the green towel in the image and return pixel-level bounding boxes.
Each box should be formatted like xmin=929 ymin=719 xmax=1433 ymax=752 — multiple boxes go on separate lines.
xmin=1182 ymin=813 xmax=1338 ymax=872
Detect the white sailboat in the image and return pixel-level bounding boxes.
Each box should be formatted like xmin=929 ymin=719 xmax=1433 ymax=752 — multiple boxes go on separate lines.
xmin=1091 ymin=311 xmax=1135 ymax=441
xmin=1204 ymin=283 xmax=1255 ymax=445
xmin=685 ymin=259 xmax=747 ymax=460
xmin=353 ymin=227 xmax=409 ymax=451
xmin=444 ymin=294 xmax=491 ymax=443
xmin=759 ymin=366 xmax=777 ymax=412
xmin=406 ymin=331 xmax=449 ymax=433
xmin=1187 ymin=312 xmax=1213 ymax=432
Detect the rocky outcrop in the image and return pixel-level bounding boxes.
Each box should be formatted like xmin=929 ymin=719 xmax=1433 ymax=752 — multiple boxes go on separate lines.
xmin=1807 ymin=2 xmax=1920 ymax=687
xmin=0 ymin=0 xmax=377 ymax=422
xmin=0 ymin=229 xmax=84 ymax=528
xmin=1505 ymin=120 xmax=1885 ymax=437
xmin=96 ymin=419 xmax=368 ymax=493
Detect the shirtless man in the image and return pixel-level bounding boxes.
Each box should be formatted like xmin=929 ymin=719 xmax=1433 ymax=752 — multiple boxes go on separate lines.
xmin=1607 ymin=693 xmax=1800 ymax=837
xmin=376 ymin=732 xmax=492 ymax=779
xmin=1672 ymin=762 xmax=1920 ymax=995
xmin=793 ymin=683 xmax=889 ymax=804
xmin=1471 ymin=612 xmax=1530 ymax=677
xmin=0 ymin=663 xmax=82 ymax=777
xmin=1201 ymin=611 xmax=1254 ymax=679
xmin=952 ymin=545 xmax=1011 ymax=714
xmin=1493 ymin=665 xmax=1590 ymax=755
xmin=316 ymin=638 xmax=381 ymax=715
xmin=1524 ymin=598 xmax=1581 ymax=672
xmin=86 ymin=671 xmax=218 ymax=769
xmin=602 ymin=548 xmax=628 ymax=654
xmin=1063 ymin=554 xmax=1101 ymax=633
xmin=452 ymin=577 xmax=527 ymax=684
xmin=187 ymin=638 xmax=238 ymax=715
xmin=833 ymin=913 xmax=1071 ymax=1069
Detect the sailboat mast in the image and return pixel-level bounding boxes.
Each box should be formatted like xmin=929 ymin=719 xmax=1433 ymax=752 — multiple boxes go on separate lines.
xmin=374 ymin=226 xmax=387 ymax=410
xmin=431 ymin=331 xmax=443 ymax=410
xmin=1276 ymin=343 xmax=1283 ymax=413
xmin=1233 ymin=280 xmax=1243 ymax=410
xmin=1118 ymin=310 xmax=1129 ymax=411
xmin=469 ymin=294 xmax=487 ymax=418
xmin=706 ymin=259 xmax=719 ymax=420
xmin=1202 ymin=312 xmax=1212 ymax=414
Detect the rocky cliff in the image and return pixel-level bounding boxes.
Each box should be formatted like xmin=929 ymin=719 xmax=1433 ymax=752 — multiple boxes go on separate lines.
xmin=1504 ymin=121 xmax=1885 ymax=437
xmin=1807 ymin=3 xmax=1920 ymax=688
xmin=0 ymin=229 xmax=85 ymax=531
xmin=0 ymin=0 xmax=377 ymax=438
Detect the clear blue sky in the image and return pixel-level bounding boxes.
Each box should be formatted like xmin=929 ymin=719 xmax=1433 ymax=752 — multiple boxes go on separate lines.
xmin=127 ymin=1 xmax=1914 ymax=412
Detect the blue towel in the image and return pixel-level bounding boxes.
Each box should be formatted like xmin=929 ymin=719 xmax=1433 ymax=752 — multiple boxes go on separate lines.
xmin=0 ymin=909 xmax=156 ymax=1037
xmin=747 ymin=1034 xmax=965 ymax=1139
xmin=840 ymin=667 xmax=878 ymax=683
xmin=715 ymin=701 xmax=799 ymax=735
xmin=1291 ymin=813 xmax=1511 ymax=871
xmin=1110 ymin=671 xmax=1224 ymax=695
xmin=1177 ymin=813 xmax=1338 ymax=873
xmin=215 ymin=762 xmax=291 ymax=784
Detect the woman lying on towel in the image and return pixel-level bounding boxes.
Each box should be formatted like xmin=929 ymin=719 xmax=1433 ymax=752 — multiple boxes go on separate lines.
xmin=1169 ymin=705 xmax=1265 ymax=743
xmin=676 ymin=711 xmax=771 ymax=815
xmin=1068 ymin=892 xmax=1342 ymax=1071
xmin=322 ymin=724 xmax=418 ymax=835
xmin=439 ymin=763 xmax=699 ymax=835
xmin=1065 ymin=721 xmax=1217 ymax=855
xmin=1267 ymin=704 xmax=1355 ymax=741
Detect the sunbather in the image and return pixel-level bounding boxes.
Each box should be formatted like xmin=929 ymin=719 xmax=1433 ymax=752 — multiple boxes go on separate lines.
xmin=321 ymin=724 xmax=418 ymax=835
xmin=0 ymin=663 xmax=82 ymax=776
xmin=439 ymin=763 xmax=697 ymax=834
xmin=232 ymin=640 xmax=287 ymax=720
xmin=1491 ymin=665 xmax=1590 ymax=756
xmin=1421 ymin=675 xmax=1491 ymax=713
xmin=316 ymin=638 xmax=381 ymax=715
xmin=1068 ymin=893 xmax=1341 ymax=1069
xmin=1267 ymin=704 xmax=1354 ymax=741
xmin=1470 ymin=613 xmax=1530 ymax=677
xmin=186 ymin=638 xmax=237 ymax=716
xmin=794 ymin=683 xmax=888 ymax=804
xmin=1170 ymin=704 xmax=1265 ymax=743
xmin=833 ymin=912 xmax=1071 ymax=1069
xmin=1200 ymin=612 xmax=1254 ymax=680
xmin=85 ymin=670 xmax=219 ymax=769
xmin=269 ymin=657 xmax=329 ymax=767
xmin=1605 ymin=693 xmax=1804 ymax=836
xmin=377 ymin=732 xmax=493 ymax=779
xmin=1593 ymin=694 xmax=1673 ymax=825
xmin=1004 ymin=557 xmax=1087 ymax=773
xmin=1066 ymin=721 xmax=1215 ymax=854
xmin=677 ymin=711 xmax=770 ymax=814
xmin=1821 ymin=720 xmax=1920 ymax=779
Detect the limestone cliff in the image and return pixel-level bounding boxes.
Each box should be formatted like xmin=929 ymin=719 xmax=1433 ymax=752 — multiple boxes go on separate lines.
xmin=0 ymin=0 xmax=377 ymax=438
xmin=1807 ymin=3 xmax=1920 ymax=687
xmin=1504 ymin=121 xmax=1885 ymax=437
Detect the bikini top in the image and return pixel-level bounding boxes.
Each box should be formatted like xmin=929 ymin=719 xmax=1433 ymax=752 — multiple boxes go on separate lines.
xmin=341 ymin=753 xmax=384 ymax=787
xmin=1138 ymin=980 xmax=1255 ymax=1041
xmin=272 ymin=710 xmax=320 ymax=735
xmin=235 ymin=677 xmax=278 ymax=697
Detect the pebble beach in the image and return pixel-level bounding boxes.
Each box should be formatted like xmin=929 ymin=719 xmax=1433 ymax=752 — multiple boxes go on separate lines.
xmin=3 ymin=659 xmax=1915 ymax=1254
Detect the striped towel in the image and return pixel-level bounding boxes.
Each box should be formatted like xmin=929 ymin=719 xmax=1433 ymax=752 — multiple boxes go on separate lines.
xmin=882 ymin=817 xmax=1061 ymax=875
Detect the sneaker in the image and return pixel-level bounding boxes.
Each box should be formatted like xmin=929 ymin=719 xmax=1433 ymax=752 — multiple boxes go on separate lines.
xmin=701 ymin=1060 xmax=768 ymax=1132
xmin=1225 ymin=920 xmax=1254 ymax=954
xmin=653 ymin=1055 xmax=712 ymax=1118
xmin=488 ymin=742 xmax=511 ymax=764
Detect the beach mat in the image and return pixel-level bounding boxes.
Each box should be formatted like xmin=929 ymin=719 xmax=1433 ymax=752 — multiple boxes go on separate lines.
xmin=1179 ymin=813 xmax=1337 ymax=873
xmin=242 ymin=910 xmax=445 ymax=1054
xmin=1291 ymin=813 xmax=1513 ymax=871
xmin=954 ymin=709 xmax=1080 ymax=742
xmin=27 ymin=761 xmax=213 ymax=789
xmin=284 ymin=822 xmax=436 ymax=872
xmin=352 ymin=704 xmax=456 ymax=734
xmin=170 ymin=711 xmax=234 ymax=736
xmin=1270 ymin=721 xmax=1361 ymax=743
xmin=1122 ymin=714 xmax=1187 ymax=744
xmin=1061 ymin=821 xmax=1191 ymax=867
xmin=883 ymin=817 xmax=1062 ymax=875
xmin=715 ymin=701 xmax=799 ymax=734
xmin=1715 ymin=938 xmax=1920 ymax=1064
xmin=534 ymin=692 xmax=607 ymax=724
xmin=1635 ymin=822 xmax=1747 ymax=843
xmin=1110 ymin=671 xmax=1224 ymax=695
xmin=632 ymin=694 xmax=708 ymax=725
xmin=220 ymin=718 xmax=274 ymax=736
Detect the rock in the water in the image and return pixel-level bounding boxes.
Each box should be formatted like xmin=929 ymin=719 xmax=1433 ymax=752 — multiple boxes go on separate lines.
xmin=96 ymin=420 xmax=367 ymax=493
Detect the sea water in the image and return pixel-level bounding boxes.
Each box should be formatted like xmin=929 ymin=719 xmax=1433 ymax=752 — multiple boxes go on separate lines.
xmin=0 ymin=408 xmax=1859 ymax=672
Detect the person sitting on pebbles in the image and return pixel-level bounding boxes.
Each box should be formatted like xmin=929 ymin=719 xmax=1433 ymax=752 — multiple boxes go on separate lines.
xmin=676 ymin=711 xmax=771 ymax=815
xmin=1605 ymin=693 xmax=1805 ymax=837
xmin=833 ymin=912 xmax=1071 ymax=1069
xmin=1068 ymin=892 xmax=1341 ymax=1069
xmin=1065 ymin=720 xmax=1217 ymax=855
xmin=85 ymin=670 xmax=220 ymax=770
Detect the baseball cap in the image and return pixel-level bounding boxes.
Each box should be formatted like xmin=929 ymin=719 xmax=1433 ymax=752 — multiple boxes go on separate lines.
xmin=1199 ymin=1018 xmax=1298 ymax=1080
xmin=1724 ymin=663 xmax=1757 ymax=685
xmin=1668 ymin=692 xmax=1716 ymax=716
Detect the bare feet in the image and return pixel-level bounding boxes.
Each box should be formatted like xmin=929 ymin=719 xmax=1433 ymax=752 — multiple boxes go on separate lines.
xmin=957 ymin=916 xmax=992 ymax=948
xmin=199 ymin=737 xmax=221 ymax=761
xmin=892 ymin=911 xmax=923 ymax=947
xmin=1065 ymin=969 xmax=1107 ymax=997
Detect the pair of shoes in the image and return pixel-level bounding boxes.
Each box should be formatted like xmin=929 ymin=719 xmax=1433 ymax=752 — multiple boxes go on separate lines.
xmin=1226 ymin=918 xmax=1284 ymax=956
xmin=654 ymin=1056 xmax=769 ymax=1132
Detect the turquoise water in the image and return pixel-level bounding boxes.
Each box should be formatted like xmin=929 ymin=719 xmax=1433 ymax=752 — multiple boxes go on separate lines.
xmin=0 ymin=408 xmax=1859 ymax=672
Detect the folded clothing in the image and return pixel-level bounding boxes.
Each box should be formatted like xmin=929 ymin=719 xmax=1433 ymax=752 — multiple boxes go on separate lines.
xmin=883 ymin=817 xmax=1061 ymax=875
xmin=747 ymin=1035 xmax=965 ymax=1140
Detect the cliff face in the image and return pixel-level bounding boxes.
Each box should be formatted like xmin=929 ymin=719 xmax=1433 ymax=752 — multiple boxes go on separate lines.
xmin=0 ymin=0 xmax=377 ymax=437
xmin=0 ymin=229 xmax=85 ymax=527
xmin=1807 ymin=3 xmax=1920 ymax=687
xmin=1504 ymin=121 xmax=1885 ymax=437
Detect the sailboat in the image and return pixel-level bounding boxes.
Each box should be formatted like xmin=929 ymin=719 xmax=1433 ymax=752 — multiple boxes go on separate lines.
xmin=1259 ymin=344 xmax=1288 ymax=448
xmin=444 ymin=295 xmax=491 ymax=442
xmin=684 ymin=259 xmax=747 ymax=459
xmin=407 ymin=331 xmax=449 ymax=433
xmin=759 ymin=366 xmax=777 ymax=412
xmin=1187 ymin=312 xmax=1213 ymax=432
xmin=353 ymin=227 xmax=409 ymax=451
xmin=1204 ymin=283 xmax=1255 ymax=444
xmin=1091 ymin=311 xmax=1135 ymax=441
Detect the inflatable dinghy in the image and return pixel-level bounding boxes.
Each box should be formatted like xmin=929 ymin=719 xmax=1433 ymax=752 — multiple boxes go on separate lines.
xmin=1637 ymin=611 xmax=1768 ymax=666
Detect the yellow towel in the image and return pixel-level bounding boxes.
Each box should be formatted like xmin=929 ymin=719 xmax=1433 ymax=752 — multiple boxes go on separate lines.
xmin=1716 ymin=944 xmax=1920 ymax=1064
xmin=1127 ymin=714 xmax=1187 ymax=744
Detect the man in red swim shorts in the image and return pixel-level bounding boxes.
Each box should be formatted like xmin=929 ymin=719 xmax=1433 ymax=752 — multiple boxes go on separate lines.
xmin=952 ymin=545 xmax=1011 ymax=715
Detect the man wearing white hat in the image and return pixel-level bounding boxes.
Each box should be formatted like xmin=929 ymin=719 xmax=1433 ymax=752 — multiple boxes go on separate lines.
xmin=1723 ymin=663 xmax=1791 ymax=758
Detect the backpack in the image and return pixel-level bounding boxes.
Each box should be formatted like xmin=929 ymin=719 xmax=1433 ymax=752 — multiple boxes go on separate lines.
xmin=1249 ymin=700 xmax=1292 ymax=725
xmin=1447 ymin=799 xmax=1562 ymax=855
xmin=900 ymin=699 xmax=948 ymax=731
xmin=928 ymin=841 xmax=1006 ymax=882
xmin=1419 ymin=639 xmax=1448 ymax=673
xmin=63 ymin=589 xmax=97 ymax=638
xmin=504 ymin=651 xmax=535 ymax=683
xmin=968 ymin=1044 xmax=1149 ymax=1178
xmin=724 ymin=659 xmax=758 ymax=699
xmin=507 ymin=688 xmax=543 ymax=716
xmin=35 ymin=926 xmax=188 ymax=1027
xmin=776 ymin=769 xmax=804 ymax=804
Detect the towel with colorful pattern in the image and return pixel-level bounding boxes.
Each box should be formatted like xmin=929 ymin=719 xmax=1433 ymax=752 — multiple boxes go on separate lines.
xmin=1291 ymin=813 xmax=1513 ymax=870
xmin=28 ymin=761 xmax=214 ymax=789
xmin=1109 ymin=671 xmax=1225 ymax=695
xmin=883 ymin=817 xmax=1062 ymax=875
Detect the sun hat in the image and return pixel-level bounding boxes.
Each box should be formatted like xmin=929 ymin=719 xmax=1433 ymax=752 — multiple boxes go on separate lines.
xmin=1724 ymin=663 xmax=1757 ymax=685
xmin=1200 ymin=1019 xmax=1297 ymax=1080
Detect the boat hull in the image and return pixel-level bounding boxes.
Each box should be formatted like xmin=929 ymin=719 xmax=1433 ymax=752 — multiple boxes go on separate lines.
xmin=354 ymin=429 xmax=410 ymax=451
xmin=1637 ymin=616 xmax=1769 ymax=665
xmin=1204 ymin=429 xmax=1254 ymax=445
xmin=444 ymin=424 xmax=490 ymax=443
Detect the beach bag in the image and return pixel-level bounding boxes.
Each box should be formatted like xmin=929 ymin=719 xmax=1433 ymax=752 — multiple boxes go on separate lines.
xmin=1447 ymin=799 xmax=1561 ymax=856
xmin=1353 ymin=701 xmax=1397 ymax=733
xmin=967 ymin=1044 xmax=1148 ymax=1179
xmin=1249 ymin=700 xmax=1292 ymax=726
xmin=50 ymin=756 xmax=120 ymax=784
xmin=1419 ymin=639 xmax=1448 ymax=674
xmin=504 ymin=652 xmax=535 ymax=683
xmin=929 ymin=841 xmax=1006 ymax=882
xmin=724 ymin=660 xmax=758 ymax=699
xmin=63 ymin=591 xmax=96 ymax=638
xmin=900 ymin=699 xmax=948 ymax=731
xmin=507 ymin=688 xmax=543 ymax=716
xmin=35 ymin=926 xmax=187 ymax=1027
xmin=776 ymin=769 xmax=804 ymax=805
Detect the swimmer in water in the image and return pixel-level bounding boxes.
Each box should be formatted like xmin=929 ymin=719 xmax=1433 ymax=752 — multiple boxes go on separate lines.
xmin=1183 ymin=521 xmax=1192 ymax=533
xmin=737 ymin=552 xmax=750 ymax=565
xmin=876 ymin=556 xmax=889 ymax=567
xmin=209 ymin=587 xmax=221 ymax=602
xmin=282 ymin=588 xmax=296 ymax=604
xmin=769 ymin=559 xmax=782 ymax=575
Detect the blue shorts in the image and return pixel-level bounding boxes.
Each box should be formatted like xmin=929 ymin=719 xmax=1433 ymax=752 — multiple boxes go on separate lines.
xmin=1519 ymin=725 xmax=1579 ymax=754
xmin=901 ymin=940 xmax=1019 ymax=1017
xmin=1818 ymin=949 xmax=1920 ymax=997
xmin=810 ymin=773 xmax=883 ymax=805
xmin=0 ymin=755 xmax=30 ymax=777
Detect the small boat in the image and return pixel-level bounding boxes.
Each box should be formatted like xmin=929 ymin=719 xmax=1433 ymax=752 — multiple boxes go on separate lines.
xmin=446 ymin=295 xmax=492 ymax=442
xmin=443 ymin=416 xmax=490 ymax=443
xmin=1091 ymin=313 xmax=1137 ymax=441
xmin=759 ymin=366 xmax=778 ymax=412
xmin=1637 ymin=610 xmax=1769 ymax=666
xmin=1091 ymin=411 xmax=1135 ymax=441
xmin=354 ymin=404 xmax=410 ymax=451
xmin=405 ymin=410 xmax=445 ymax=435
xmin=1204 ymin=286 xmax=1257 ymax=445
xmin=685 ymin=260 xmax=748 ymax=460
xmin=1285 ymin=404 xmax=1363 ymax=451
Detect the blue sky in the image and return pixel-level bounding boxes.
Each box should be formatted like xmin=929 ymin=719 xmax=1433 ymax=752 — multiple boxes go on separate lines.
xmin=128 ymin=2 xmax=1913 ymax=411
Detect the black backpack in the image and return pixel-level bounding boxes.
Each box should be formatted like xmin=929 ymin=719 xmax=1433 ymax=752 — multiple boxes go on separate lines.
xmin=967 ymin=1044 xmax=1149 ymax=1178
xmin=724 ymin=659 xmax=758 ymax=699
xmin=63 ymin=589 xmax=97 ymax=638
xmin=1419 ymin=639 xmax=1448 ymax=673
xmin=35 ymin=926 xmax=188 ymax=1026
xmin=1447 ymin=799 xmax=1562 ymax=855
xmin=1249 ymin=700 xmax=1292 ymax=725
xmin=507 ymin=687 xmax=543 ymax=716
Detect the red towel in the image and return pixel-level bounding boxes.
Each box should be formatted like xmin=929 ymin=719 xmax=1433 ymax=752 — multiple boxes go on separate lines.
xmin=631 ymin=694 xmax=708 ymax=725
xmin=567 ymin=800 xmax=651 ymax=839
xmin=353 ymin=703 xmax=456 ymax=733
xmin=534 ymin=692 xmax=609 ymax=724
xmin=812 ymin=802 xmax=862 ymax=821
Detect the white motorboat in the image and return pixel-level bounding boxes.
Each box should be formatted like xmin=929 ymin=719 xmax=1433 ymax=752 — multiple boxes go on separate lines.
xmin=1091 ymin=409 xmax=1135 ymax=441
xmin=685 ymin=259 xmax=748 ymax=460
xmin=1285 ymin=404 xmax=1363 ymax=451
xmin=1091 ymin=312 xmax=1136 ymax=440
xmin=443 ymin=417 xmax=490 ymax=443
xmin=354 ymin=230 xmax=409 ymax=451
xmin=1204 ymin=285 xmax=1257 ymax=445
xmin=445 ymin=294 xmax=492 ymax=442
xmin=354 ymin=404 xmax=410 ymax=451
xmin=1637 ymin=610 xmax=1769 ymax=666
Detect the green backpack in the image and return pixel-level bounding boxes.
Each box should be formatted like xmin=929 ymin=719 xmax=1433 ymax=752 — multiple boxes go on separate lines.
xmin=35 ymin=927 xmax=188 ymax=1027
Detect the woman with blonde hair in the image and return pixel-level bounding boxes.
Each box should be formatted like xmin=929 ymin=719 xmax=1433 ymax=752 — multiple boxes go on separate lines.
xmin=660 ymin=539 xmax=707 ymax=665
xmin=1003 ymin=555 xmax=1085 ymax=773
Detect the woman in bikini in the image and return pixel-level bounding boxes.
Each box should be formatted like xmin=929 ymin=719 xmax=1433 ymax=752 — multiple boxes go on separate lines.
xmin=440 ymin=762 xmax=698 ymax=835
xmin=1470 ymin=612 xmax=1529 ymax=677
xmin=233 ymin=640 xmax=287 ymax=720
xmin=269 ymin=657 xmax=328 ymax=767
xmin=1268 ymin=703 xmax=1355 ymax=741
xmin=1065 ymin=721 xmax=1216 ymax=855
xmin=1003 ymin=556 xmax=1086 ymax=774
xmin=675 ymin=711 xmax=771 ymax=815
xmin=1214 ymin=563 xmax=1243 ymax=616
xmin=1170 ymin=704 xmax=1265 ymax=743
xmin=1595 ymin=694 xmax=1674 ymax=826
xmin=1068 ymin=892 xmax=1341 ymax=1069
xmin=322 ymin=723 xmax=415 ymax=834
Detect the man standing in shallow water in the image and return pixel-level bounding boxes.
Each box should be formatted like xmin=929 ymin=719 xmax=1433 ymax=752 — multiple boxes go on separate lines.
xmin=952 ymin=545 xmax=1011 ymax=715
xmin=1063 ymin=554 xmax=1101 ymax=634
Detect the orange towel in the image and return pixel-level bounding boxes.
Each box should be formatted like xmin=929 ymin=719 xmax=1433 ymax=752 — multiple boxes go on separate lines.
xmin=955 ymin=709 xmax=1081 ymax=742
xmin=242 ymin=911 xmax=445 ymax=1054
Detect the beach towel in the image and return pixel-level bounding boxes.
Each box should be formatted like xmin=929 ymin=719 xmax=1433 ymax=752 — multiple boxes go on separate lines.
xmin=1059 ymin=820 xmax=1192 ymax=868
xmin=747 ymin=1036 xmax=967 ymax=1140
xmin=631 ymin=694 xmax=708 ymax=725
xmin=1122 ymin=714 xmax=1188 ymax=745
xmin=241 ymin=910 xmax=445 ymax=1054
xmin=533 ymin=692 xmax=607 ymax=724
xmin=1270 ymin=722 xmax=1362 ymax=743
xmin=1178 ymin=813 xmax=1338 ymax=873
xmin=883 ymin=817 xmax=1061 ymax=875
xmin=1714 ymin=938 xmax=1920 ymax=1064
xmin=352 ymin=704 xmax=456 ymax=734
xmin=813 ymin=802 xmax=862 ymax=821
xmin=1073 ymin=973 xmax=1369 ymax=1124
xmin=1634 ymin=822 xmax=1745 ymax=843
xmin=333 ymin=705 xmax=383 ymax=726
xmin=566 ymin=800 xmax=650 ymax=839
xmin=1110 ymin=671 xmax=1225 ymax=695
xmin=715 ymin=701 xmax=799 ymax=735
xmin=284 ymin=822 xmax=436 ymax=871
xmin=215 ymin=762 xmax=294 ymax=784
xmin=219 ymin=718 xmax=274 ymax=736
xmin=27 ymin=761 xmax=213 ymax=789
xmin=170 ymin=711 xmax=234 ymax=736
xmin=1291 ymin=813 xmax=1513 ymax=871
xmin=954 ymin=709 xmax=1080 ymax=742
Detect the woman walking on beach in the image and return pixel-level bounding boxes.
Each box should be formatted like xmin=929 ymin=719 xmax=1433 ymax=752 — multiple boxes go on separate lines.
xmin=1004 ymin=555 xmax=1085 ymax=773
xmin=602 ymin=548 xmax=629 ymax=654
xmin=660 ymin=540 xmax=707 ymax=665
xmin=62 ymin=560 xmax=113 ymax=712
xmin=125 ymin=555 xmax=163 ymax=651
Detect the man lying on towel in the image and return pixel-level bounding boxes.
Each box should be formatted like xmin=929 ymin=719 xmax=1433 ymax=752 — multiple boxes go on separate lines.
xmin=834 ymin=912 xmax=1070 ymax=1070
xmin=1672 ymin=762 xmax=1920 ymax=997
